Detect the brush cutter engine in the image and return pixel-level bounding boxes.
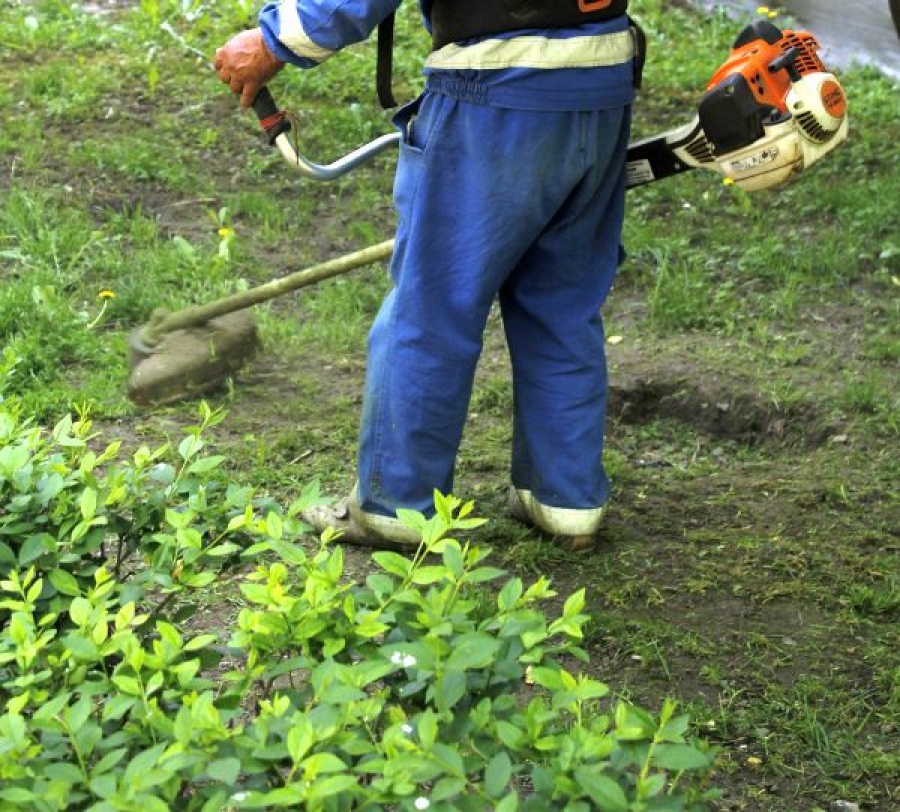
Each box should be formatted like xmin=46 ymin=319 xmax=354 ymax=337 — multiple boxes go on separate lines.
xmin=628 ymin=20 xmax=848 ymax=191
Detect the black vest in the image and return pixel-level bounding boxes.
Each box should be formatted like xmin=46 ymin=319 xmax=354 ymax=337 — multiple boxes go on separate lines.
xmin=430 ymin=0 xmax=630 ymax=49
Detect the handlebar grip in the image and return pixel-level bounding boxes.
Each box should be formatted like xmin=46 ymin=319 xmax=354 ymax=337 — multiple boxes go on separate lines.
xmin=252 ymin=86 xmax=291 ymax=145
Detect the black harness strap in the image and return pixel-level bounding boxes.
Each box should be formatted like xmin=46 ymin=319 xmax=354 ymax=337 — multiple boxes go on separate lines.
xmin=376 ymin=12 xmax=398 ymax=109
xmin=629 ymin=16 xmax=647 ymax=90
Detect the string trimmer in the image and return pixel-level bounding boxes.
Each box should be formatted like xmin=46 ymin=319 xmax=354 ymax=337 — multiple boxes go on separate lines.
xmin=128 ymin=19 xmax=848 ymax=405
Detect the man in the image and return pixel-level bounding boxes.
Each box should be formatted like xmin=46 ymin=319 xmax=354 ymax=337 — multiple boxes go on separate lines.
xmin=216 ymin=0 xmax=637 ymax=552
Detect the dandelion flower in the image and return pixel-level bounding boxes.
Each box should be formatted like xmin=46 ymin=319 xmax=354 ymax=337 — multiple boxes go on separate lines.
xmin=756 ymin=5 xmax=769 ymax=12
xmin=218 ymin=227 xmax=235 ymax=239
xmin=722 ymin=177 xmax=736 ymax=187
xmin=88 ymin=290 xmax=115 ymax=329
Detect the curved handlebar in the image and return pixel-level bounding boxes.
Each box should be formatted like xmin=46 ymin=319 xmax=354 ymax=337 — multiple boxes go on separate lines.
xmin=272 ymin=130 xmax=401 ymax=181
xmin=257 ymin=87 xmax=400 ymax=181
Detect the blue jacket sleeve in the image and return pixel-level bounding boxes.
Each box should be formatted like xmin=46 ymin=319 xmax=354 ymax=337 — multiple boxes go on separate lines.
xmin=259 ymin=0 xmax=403 ymax=68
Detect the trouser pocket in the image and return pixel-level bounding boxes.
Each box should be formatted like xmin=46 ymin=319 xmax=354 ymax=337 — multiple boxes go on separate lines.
xmin=391 ymin=92 xmax=454 ymax=225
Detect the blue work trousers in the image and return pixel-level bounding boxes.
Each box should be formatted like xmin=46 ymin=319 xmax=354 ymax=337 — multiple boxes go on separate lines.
xmin=356 ymin=92 xmax=631 ymax=518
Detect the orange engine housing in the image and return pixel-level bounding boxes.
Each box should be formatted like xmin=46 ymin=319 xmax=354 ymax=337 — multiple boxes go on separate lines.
xmin=706 ymin=25 xmax=825 ymax=115
xmin=698 ymin=20 xmax=831 ymax=154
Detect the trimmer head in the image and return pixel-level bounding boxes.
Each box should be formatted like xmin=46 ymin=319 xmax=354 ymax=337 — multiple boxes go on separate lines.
xmin=127 ymin=311 xmax=259 ymax=406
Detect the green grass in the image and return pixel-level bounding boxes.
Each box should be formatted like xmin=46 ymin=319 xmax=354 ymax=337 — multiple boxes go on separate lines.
xmin=1 ymin=0 xmax=899 ymax=808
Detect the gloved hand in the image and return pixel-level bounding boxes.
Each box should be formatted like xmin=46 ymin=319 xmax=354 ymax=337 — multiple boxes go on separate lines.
xmin=214 ymin=28 xmax=285 ymax=109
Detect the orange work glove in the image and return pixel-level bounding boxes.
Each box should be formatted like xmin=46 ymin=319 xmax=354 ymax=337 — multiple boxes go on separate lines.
xmin=214 ymin=28 xmax=285 ymax=109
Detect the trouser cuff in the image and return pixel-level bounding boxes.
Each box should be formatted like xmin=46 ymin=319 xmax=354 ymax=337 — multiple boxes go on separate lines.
xmin=349 ymin=483 xmax=424 ymax=546
xmin=513 ymin=488 xmax=606 ymax=536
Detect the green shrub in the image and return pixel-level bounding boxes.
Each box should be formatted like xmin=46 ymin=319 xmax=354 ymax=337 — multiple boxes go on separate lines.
xmin=0 ymin=360 xmax=265 ymax=625
xmin=0 ymin=362 xmax=718 ymax=811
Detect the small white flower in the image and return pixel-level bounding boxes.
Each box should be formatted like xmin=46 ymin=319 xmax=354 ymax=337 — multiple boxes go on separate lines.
xmin=24 ymin=15 xmax=39 ymax=31
xmin=414 ymin=798 xmax=430 ymax=810
xmin=231 ymin=792 xmax=248 ymax=802
xmin=390 ymin=651 xmax=404 ymax=665
xmin=402 ymin=654 xmax=417 ymax=668
xmin=401 ymin=723 xmax=414 ymax=734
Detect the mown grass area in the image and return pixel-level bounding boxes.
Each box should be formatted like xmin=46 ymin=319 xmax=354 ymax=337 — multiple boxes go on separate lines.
xmin=1 ymin=0 xmax=898 ymax=809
